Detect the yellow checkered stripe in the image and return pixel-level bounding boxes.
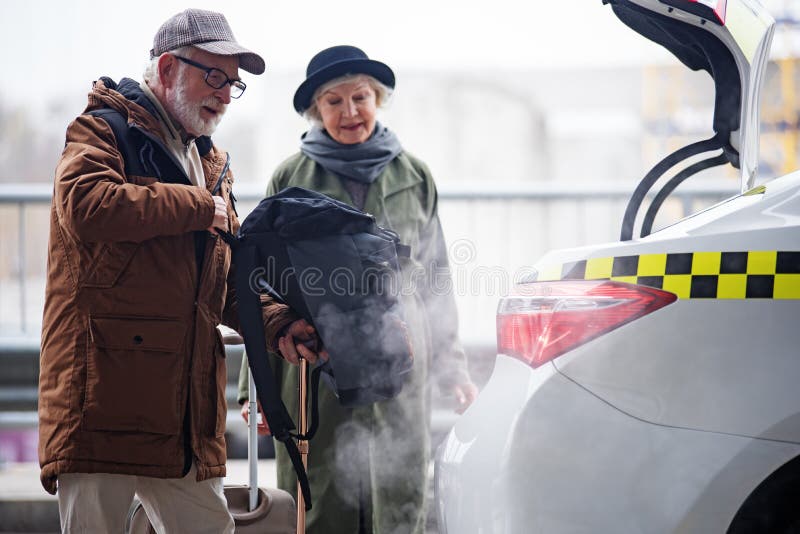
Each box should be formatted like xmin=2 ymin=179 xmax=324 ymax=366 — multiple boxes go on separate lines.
xmin=533 ymin=251 xmax=800 ymax=299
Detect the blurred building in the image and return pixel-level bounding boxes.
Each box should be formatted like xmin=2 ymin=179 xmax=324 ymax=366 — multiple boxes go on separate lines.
xmin=2 ymin=2 xmax=800 ymax=342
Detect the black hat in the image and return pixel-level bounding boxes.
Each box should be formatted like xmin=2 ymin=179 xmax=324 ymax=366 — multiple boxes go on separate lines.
xmin=293 ymin=45 xmax=395 ymax=114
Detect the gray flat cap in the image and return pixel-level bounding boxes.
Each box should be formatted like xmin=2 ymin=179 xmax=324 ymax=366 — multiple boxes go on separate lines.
xmin=151 ymin=9 xmax=265 ymax=75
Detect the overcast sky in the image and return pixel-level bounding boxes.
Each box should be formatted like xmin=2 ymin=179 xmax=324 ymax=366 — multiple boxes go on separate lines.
xmin=1 ymin=0 xmax=676 ymax=109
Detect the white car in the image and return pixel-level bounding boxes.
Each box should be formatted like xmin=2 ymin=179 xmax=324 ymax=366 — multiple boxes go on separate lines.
xmin=435 ymin=1 xmax=800 ymax=533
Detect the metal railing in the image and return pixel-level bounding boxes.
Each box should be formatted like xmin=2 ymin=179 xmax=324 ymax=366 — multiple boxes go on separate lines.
xmin=0 ymin=179 xmax=740 ymax=339
xmin=0 ymin=180 xmax=740 ymax=441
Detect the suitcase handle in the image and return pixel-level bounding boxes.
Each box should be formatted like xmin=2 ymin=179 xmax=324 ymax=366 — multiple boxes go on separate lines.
xmin=248 ymin=369 xmax=259 ymax=512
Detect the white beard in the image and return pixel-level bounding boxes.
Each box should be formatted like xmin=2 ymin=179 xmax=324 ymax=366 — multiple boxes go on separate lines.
xmin=168 ymin=68 xmax=227 ymax=137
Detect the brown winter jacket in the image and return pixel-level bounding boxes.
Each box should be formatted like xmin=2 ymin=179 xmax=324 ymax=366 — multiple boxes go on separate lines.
xmin=39 ymin=77 xmax=249 ymax=494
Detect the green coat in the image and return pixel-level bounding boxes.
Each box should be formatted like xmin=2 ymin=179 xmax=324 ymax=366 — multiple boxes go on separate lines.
xmin=238 ymin=151 xmax=470 ymax=534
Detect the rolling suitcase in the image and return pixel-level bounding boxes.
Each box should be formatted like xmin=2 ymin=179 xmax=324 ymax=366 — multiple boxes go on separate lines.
xmin=125 ymin=368 xmax=296 ymax=533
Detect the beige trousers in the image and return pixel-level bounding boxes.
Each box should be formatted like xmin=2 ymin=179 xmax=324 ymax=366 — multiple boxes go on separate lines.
xmin=57 ymin=463 xmax=234 ymax=534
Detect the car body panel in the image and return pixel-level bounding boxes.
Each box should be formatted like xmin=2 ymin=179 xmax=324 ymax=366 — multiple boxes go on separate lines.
xmin=437 ymin=356 xmax=800 ymax=533
xmin=537 ymin=172 xmax=800 ymax=441
xmin=553 ymin=299 xmax=800 ymax=442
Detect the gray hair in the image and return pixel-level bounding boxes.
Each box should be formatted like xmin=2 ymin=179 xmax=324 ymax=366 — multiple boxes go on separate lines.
xmin=143 ymin=45 xmax=195 ymax=88
xmin=303 ymin=73 xmax=393 ymax=126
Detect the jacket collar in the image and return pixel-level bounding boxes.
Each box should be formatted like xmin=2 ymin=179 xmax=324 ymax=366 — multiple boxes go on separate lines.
xmin=300 ymin=152 xmax=422 ymax=221
xmin=381 ymin=153 xmax=424 ymax=197
xmin=86 ymin=77 xmax=214 ymax=158
xmin=359 ymin=153 xmax=422 ymax=220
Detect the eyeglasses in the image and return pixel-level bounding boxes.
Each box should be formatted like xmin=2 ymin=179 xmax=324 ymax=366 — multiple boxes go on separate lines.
xmin=173 ymin=56 xmax=246 ymax=99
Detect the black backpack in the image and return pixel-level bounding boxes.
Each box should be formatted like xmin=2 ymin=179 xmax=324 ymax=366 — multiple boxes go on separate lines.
xmin=219 ymin=186 xmax=414 ymax=510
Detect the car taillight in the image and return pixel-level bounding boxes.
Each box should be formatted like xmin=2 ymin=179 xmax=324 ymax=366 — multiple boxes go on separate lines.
xmin=497 ymin=280 xmax=677 ymax=368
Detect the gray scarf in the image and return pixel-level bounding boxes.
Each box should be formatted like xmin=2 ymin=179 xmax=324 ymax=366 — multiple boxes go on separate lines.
xmin=300 ymin=122 xmax=403 ymax=184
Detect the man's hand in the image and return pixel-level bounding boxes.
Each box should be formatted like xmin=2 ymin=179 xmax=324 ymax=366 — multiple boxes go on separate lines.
xmin=277 ymin=319 xmax=329 ymax=365
xmin=206 ymin=195 xmax=228 ymax=233
xmin=240 ymin=401 xmax=270 ymax=436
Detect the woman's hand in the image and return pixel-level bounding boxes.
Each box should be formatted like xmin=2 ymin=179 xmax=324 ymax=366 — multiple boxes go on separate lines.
xmin=277 ymin=319 xmax=329 ymax=365
xmin=240 ymin=401 xmax=271 ymax=436
xmin=451 ymin=380 xmax=479 ymax=414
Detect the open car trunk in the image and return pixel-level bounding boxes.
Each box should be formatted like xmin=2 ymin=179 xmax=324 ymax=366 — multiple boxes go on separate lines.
xmin=604 ymin=0 xmax=774 ymax=192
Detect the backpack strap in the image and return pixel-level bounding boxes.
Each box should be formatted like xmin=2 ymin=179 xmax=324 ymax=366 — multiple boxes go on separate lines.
xmin=307 ymin=366 xmax=321 ymax=438
xmin=88 ymin=108 xmax=147 ymax=177
xmin=290 ymin=364 xmax=322 ymax=442
xmin=378 ymin=227 xmax=411 ymax=258
xmin=88 ymin=107 xmax=193 ymax=186
xmin=233 ymin=243 xmax=313 ymax=511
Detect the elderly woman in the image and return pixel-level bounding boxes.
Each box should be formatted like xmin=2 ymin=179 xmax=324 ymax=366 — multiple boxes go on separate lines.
xmin=238 ymin=45 xmax=477 ymax=534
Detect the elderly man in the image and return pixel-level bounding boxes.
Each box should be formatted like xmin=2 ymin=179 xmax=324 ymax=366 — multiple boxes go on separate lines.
xmin=38 ymin=9 xmax=264 ymax=533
